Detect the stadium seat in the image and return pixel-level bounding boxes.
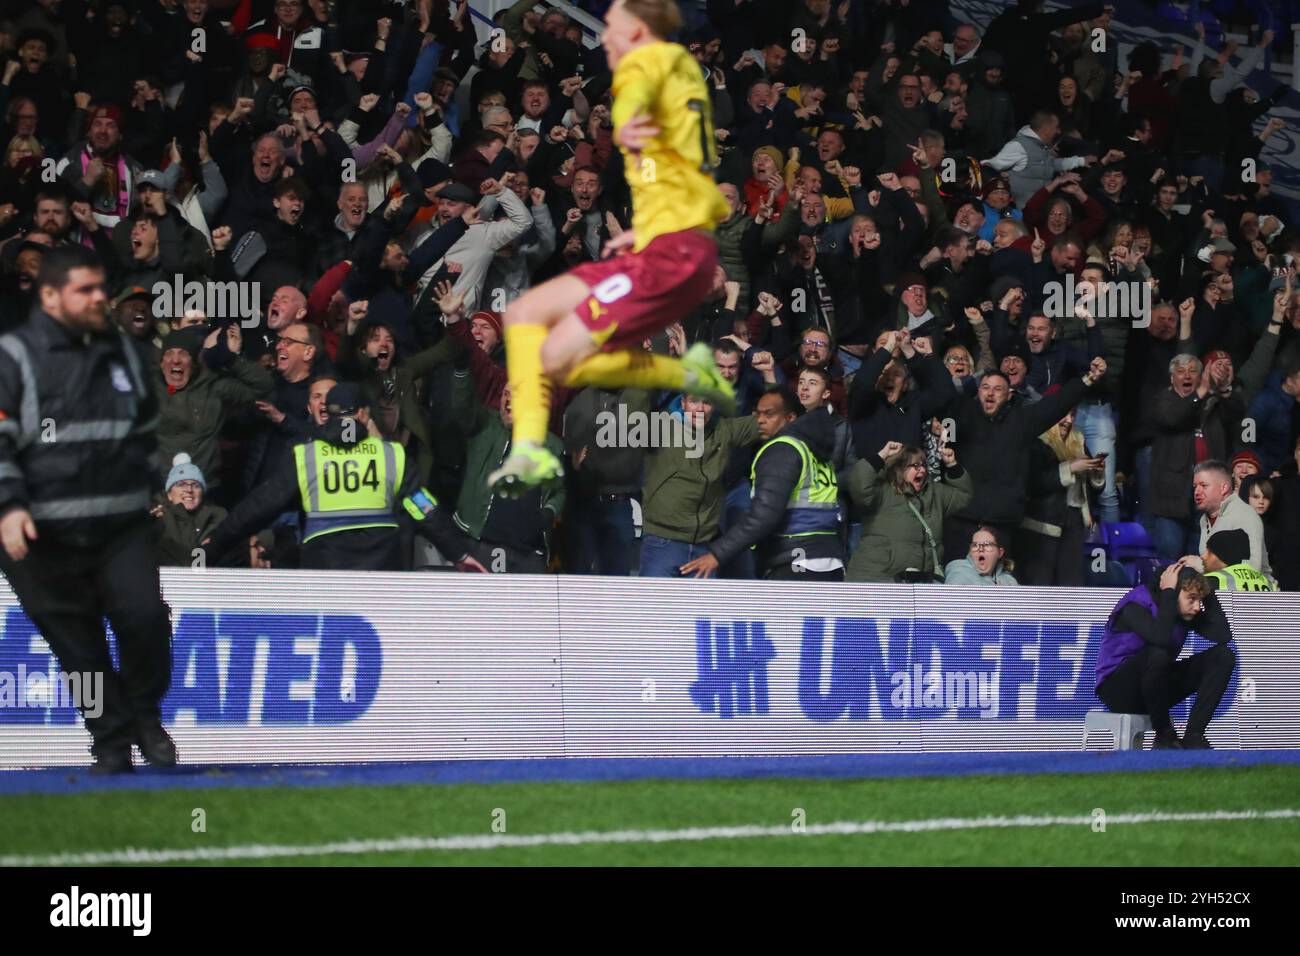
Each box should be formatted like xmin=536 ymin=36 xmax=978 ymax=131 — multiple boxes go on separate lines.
xmin=1103 ymin=522 xmax=1159 ymax=561
xmin=1083 ymin=710 xmax=1154 ymax=750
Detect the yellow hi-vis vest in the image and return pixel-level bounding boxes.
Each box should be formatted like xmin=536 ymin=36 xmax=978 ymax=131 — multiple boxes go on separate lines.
xmin=1207 ymin=563 xmax=1277 ymax=592
xmin=750 ymin=435 xmax=840 ymax=538
xmin=293 ymin=437 xmax=405 ymax=544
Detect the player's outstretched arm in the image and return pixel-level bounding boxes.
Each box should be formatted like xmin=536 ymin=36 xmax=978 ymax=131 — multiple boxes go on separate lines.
xmin=615 ymin=111 xmax=660 ymax=156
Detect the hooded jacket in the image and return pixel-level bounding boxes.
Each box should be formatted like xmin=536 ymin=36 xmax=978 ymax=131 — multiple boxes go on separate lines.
xmin=708 ymin=410 xmax=844 ymax=573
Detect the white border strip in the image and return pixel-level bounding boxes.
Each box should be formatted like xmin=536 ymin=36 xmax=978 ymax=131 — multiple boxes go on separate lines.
xmin=6 ymin=808 xmax=1298 ymax=866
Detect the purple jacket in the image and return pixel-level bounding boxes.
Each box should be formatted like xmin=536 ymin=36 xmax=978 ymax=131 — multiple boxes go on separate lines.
xmin=1095 ymin=583 xmax=1191 ymax=689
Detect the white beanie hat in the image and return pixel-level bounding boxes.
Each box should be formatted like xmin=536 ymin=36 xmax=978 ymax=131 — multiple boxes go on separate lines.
xmin=165 ymin=453 xmax=207 ymax=491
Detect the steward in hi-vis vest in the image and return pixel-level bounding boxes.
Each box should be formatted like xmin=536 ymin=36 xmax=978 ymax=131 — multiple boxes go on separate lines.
xmin=204 ymin=383 xmax=473 ymax=571
xmin=685 ymin=387 xmax=844 ymax=581
xmin=1201 ymin=527 xmax=1278 ymax=592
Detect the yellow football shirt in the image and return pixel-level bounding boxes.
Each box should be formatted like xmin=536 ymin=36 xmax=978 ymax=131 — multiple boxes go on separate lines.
xmin=611 ymin=41 xmax=730 ymax=252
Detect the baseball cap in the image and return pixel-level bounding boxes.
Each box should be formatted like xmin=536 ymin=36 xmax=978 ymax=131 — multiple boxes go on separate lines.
xmin=112 ymin=286 xmax=151 ymax=309
xmin=326 ymin=382 xmax=364 ymax=416
xmin=137 ymin=169 xmax=167 ymax=191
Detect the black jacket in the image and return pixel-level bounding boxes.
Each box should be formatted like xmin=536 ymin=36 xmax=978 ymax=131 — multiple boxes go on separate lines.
xmin=848 ymin=345 xmax=957 ymax=459
xmin=206 ymin=431 xmax=467 ymax=571
xmin=708 ymin=410 xmax=844 ymax=574
xmin=0 ymin=309 xmax=160 ymax=547
xmin=953 ymin=376 xmax=1094 ymax=526
xmin=1147 ymin=388 xmax=1243 ymax=520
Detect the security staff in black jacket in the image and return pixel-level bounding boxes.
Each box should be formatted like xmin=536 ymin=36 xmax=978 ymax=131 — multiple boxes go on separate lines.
xmin=203 ymin=383 xmax=481 ymax=572
xmin=682 ymin=386 xmax=845 ymax=581
xmin=0 ymin=246 xmax=175 ymax=774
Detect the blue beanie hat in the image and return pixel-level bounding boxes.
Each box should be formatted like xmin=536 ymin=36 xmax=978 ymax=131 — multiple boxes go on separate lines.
xmin=166 ymin=452 xmax=206 ymax=492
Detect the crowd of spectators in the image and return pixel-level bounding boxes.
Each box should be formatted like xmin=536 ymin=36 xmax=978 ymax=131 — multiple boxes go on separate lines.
xmin=0 ymin=0 xmax=1297 ymax=587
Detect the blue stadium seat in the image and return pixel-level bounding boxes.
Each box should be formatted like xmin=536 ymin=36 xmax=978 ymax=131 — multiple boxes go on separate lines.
xmin=1103 ymin=522 xmax=1159 ymax=562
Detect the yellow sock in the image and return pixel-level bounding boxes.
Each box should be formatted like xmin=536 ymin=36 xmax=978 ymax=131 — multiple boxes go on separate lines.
xmin=505 ymin=323 xmax=551 ymax=447
xmin=564 ymin=349 xmax=688 ymax=390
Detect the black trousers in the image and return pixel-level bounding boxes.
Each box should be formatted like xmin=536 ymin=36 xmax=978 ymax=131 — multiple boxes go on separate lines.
xmin=1096 ymin=643 xmax=1236 ymax=737
xmin=301 ymin=526 xmax=408 ymax=571
xmin=0 ymin=518 xmax=172 ymax=756
xmin=765 ymin=564 xmax=845 ymax=582
xmin=1015 ymin=510 xmax=1087 ymax=586
xmin=470 ymin=539 xmax=549 ymax=574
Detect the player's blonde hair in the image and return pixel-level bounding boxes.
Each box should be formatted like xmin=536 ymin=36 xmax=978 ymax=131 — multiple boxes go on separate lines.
xmin=619 ymin=0 xmax=683 ymax=39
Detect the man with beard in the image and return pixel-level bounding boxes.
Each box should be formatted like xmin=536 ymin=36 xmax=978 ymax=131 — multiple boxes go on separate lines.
xmin=0 ymin=246 xmax=174 ymax=773
xmin=0 ymin=233 xmax=51 ymax=327
xmin=336 ymin=309 xmax=462 ymax=489
xmin=944 ymin=356 xmax=1108 ymax=561
xmin=55 ymin=105 xmax=144 ymax=234
xmin=205 ymin=382 xmax=476 ymax=572
xmin=31 ymin=190 xmax=73 ymax=243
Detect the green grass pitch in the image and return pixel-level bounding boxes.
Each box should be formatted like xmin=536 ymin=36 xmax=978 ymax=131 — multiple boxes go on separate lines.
xmin=2 ymin=765 xmax=1298 ymax=866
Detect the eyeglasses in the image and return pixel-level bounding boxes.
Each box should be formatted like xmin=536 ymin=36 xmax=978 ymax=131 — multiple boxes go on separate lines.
xmin=970 ymin=542 xmax=1000 ymax=551
xmin=801 ymin=339 xmax=829 ymax=347
xmin=171 ymin=480 xmax=202 ymax=492
xmin=277 ymin=335 xmax=311 ymax=347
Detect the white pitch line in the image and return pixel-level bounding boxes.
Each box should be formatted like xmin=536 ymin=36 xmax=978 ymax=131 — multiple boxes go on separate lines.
xmin=4 ymin=808 xmax=1298 ymax=866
